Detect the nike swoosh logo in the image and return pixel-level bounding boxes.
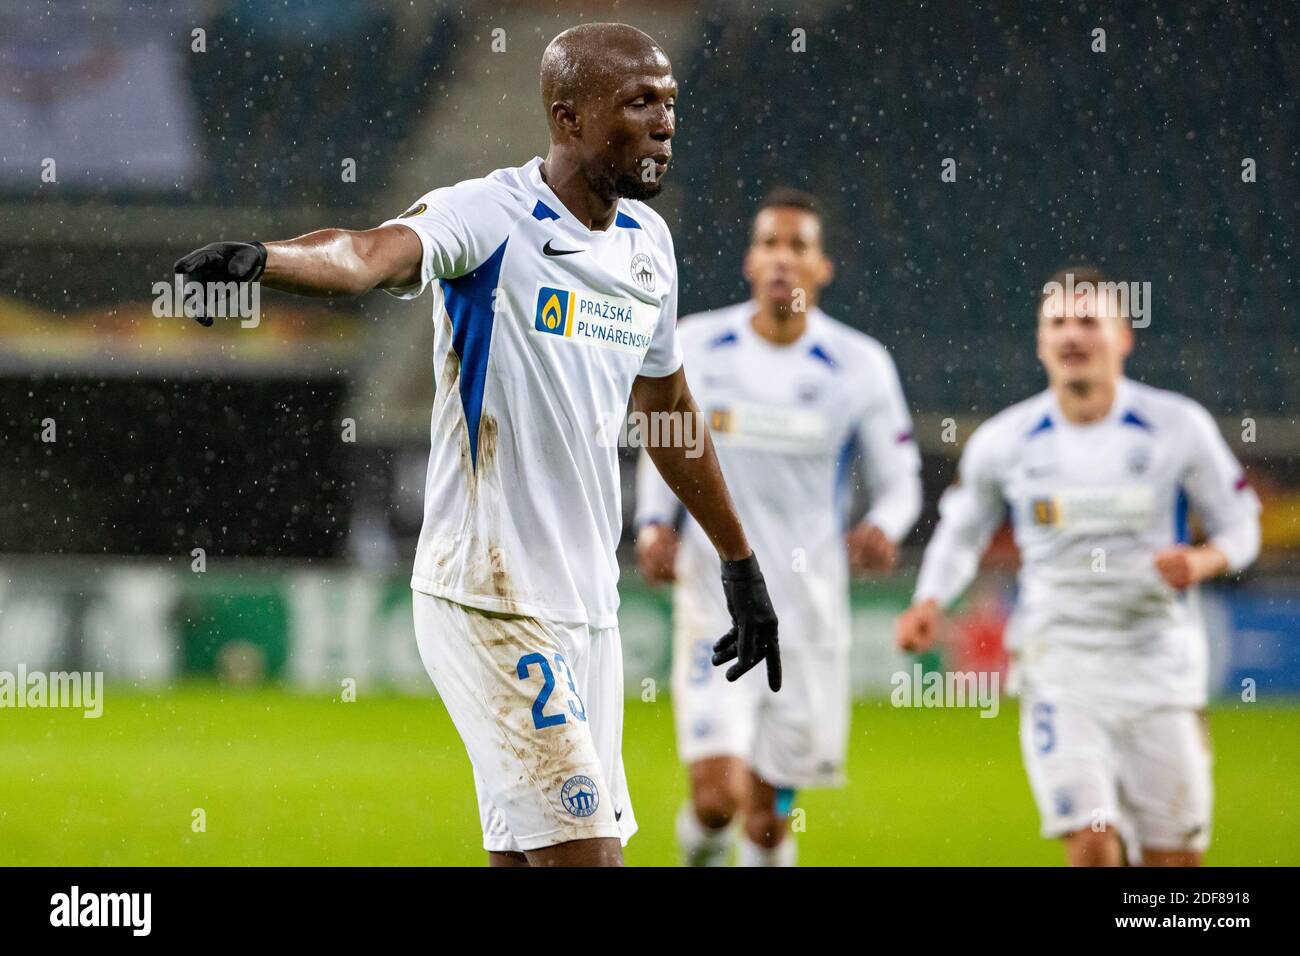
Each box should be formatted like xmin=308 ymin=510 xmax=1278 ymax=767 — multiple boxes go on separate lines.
xmin=543 ymin=240 xmax=584 ymax=257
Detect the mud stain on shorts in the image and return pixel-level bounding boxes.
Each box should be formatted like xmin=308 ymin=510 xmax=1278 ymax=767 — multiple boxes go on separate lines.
xmin=461 ymin=608 xmax=600 ymax=822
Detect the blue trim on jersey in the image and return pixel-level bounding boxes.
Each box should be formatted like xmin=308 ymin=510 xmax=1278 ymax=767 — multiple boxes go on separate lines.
xmin=775 ymin=787 xmax=797 ymax=817
xmin=834 ymin=431 xmax=860 ymax=531
xmin=531 ymin=200 xmax=560 ymax=221
xmin=707 ymin=330 xmax=739 ymax=349
xmin=1174 ymin=486 xmax=1190 ymax=544
xmin=1026 ymin=414 xmax=1054 ymax=438
xmin=440 ymin=239 xmax=509 ymax=472
xmin=809 ymin=343 xmax=838 ymax=369
xmin=1121 ymin=408 xmax=1153 ymax=430
xmin=614 ymin=211 xmax=641 ymax=229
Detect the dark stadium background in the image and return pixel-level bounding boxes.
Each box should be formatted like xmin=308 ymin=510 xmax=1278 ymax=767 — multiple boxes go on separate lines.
xmin=0 ymin=0 xmax=1296 ymax=865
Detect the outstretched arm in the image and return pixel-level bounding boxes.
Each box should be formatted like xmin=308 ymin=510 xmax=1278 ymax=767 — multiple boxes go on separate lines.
xmin=262 ymin=226 xmax=424 ymax=296
xmin=174 ymin=225 xmax=423 ymax=299
xmin=175 ymin=178 xmax=518 ymax=305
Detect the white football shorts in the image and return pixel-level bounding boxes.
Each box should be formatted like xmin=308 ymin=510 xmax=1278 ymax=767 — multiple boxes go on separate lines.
xmin=1018 ymin=690 xmax=1213 ymax=853
xmin=412 ymin=590 xmax=637 ymax=853
xmin=671 ymin=595 xmax=850 ymax=789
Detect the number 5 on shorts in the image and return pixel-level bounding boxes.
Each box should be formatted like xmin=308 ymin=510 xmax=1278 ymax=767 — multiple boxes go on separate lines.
xmin=516 ymin=652 xmax=587 ymax=730
xmin=1032 ymin=702 xmax=1056 ymax=755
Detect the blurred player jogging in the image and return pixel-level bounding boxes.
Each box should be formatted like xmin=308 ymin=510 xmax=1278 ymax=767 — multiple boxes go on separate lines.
xmin=637 ymin=190 xmax=922 ymax=866
xmin=896 ymin=266 xmax=1261 ymax=867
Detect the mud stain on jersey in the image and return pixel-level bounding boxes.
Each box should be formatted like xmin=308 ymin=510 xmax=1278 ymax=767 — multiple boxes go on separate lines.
xmin=477 ymin=413 xmax=499 ymax=476
xmin=487 ymin=542 xmax=510 ymax=602
xmin=438 ymin=342 xmax=460 ymax=401
xmin=431 ymin=344 xmax=530 ymax=621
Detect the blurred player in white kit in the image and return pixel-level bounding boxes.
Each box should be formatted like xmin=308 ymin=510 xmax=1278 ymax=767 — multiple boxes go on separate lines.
xmin=897 ymin=266 xmax=1261 ymax=866
xmin=636 ymin=190 xmax=923 ymax=866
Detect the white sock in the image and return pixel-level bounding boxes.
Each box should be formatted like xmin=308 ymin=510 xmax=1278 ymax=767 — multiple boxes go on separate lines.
xmin=676 ymin=803 xmax=734 ymax=867
xmin=738 ymin=834 xmax=796 ymax=867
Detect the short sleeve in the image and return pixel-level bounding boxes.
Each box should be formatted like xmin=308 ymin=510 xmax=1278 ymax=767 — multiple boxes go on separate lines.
xmin=636 ymin=236 xmax=682 ymax=378
xmin=379 ymin=180 xmax=519 ymax=299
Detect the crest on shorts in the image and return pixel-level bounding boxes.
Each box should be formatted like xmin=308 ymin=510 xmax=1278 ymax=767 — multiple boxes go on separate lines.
xmin=561 ymin=775 xmax=600 ymax=817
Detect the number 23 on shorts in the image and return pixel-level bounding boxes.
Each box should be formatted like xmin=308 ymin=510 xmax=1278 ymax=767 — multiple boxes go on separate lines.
xmin=516 ymin=652 xmax=588 ymax=730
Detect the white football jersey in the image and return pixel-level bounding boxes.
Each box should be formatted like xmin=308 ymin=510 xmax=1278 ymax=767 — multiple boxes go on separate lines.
xmin=915 ymin=377 xmax=1260 ymax=702
xmin=384 ymin=157 xmax=682 ymax=627
xmin=636 ymin=303 xmax=923 ymax=650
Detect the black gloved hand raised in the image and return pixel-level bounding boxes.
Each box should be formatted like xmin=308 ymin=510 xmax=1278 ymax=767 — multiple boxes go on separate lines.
xmin=174 ymin=241 xmax=267 ymax=284
xmin=711 ymin=553 xmax=782 ymax=692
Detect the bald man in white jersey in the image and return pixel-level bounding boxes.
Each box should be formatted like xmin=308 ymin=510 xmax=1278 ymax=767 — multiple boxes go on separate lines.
xmin=897 ymin=266 xmax=1261 ymax=866
xmin=174 ymin=23 xmax=782 ymax=868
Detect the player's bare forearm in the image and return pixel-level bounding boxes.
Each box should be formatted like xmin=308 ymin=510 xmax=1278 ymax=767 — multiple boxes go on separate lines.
xmin=175 ymin=225 xmax=422 ymax=300
xmin=631 ymin=368 xmax=751 ymax=562
xmin=261 ymin=225 xmax=423 ymax=297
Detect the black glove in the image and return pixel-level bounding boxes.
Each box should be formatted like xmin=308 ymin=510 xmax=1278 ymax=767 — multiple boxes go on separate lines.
xmin=711 ymin=553 xmax=781 ymax=691
xmin=173 ymin=241 xmax=267 ymax=325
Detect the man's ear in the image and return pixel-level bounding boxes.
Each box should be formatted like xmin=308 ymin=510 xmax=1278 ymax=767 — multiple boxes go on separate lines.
xmin=1118 ymin=320 xmax=1134 ymax=359
xmin=551 ymin=100 xmax=581 ymax=137
xmin=742 ymin=246 xmax=755 ymax=284
xmin=819 ymin=253 xmax=835 ymax=287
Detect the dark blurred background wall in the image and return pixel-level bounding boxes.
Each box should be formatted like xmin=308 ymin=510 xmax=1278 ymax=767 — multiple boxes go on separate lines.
xmin=1 ymin=0 xmax=1296 ymax=571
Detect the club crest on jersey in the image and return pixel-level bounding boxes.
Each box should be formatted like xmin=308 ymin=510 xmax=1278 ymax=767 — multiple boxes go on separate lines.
xmin=1127 ymin=446 xmax=1151 ymax=475
xmin=535 ymin=286 xmax=575 ymax=336
xmin=630 ymin=252 xmax=655 ymax=292
xmin=561 ymin=775 xmax=600 ymax=817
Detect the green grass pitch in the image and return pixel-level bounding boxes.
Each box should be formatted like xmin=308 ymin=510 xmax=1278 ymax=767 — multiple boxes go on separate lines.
xmin=2 ymin=685 xmax=1297 ymax=866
